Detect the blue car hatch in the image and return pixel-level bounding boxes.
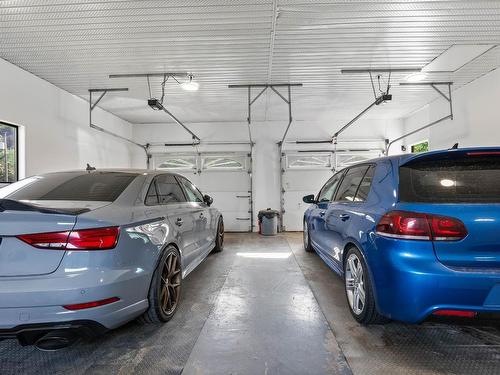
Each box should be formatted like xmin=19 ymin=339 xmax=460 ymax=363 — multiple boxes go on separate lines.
xmin=398 ymin=148 xmax=500 ymax=269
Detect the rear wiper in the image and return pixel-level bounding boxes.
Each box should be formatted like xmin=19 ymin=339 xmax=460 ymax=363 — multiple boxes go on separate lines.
xmin=0 ymin=199 xmax=88 ymax=215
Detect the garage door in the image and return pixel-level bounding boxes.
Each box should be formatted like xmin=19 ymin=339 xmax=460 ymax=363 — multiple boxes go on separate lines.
xmin=153 ymin=152 xmax=252 ymax=232
xmin=282 ymin=151 xmax=382 ymax=231
xmin=282 ymin=153 xmax=334 ymax=231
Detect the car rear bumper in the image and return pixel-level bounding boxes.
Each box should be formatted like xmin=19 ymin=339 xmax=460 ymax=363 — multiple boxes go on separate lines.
xmin=0 ymin=320 xmax=108 ymax=346
xmin=0 ymin=263 xmax=151 ymax=330
xmin=369 ymin=237 xmax=500 ymax=323
xmin=0 ymin=298 xmax=149 ymax=331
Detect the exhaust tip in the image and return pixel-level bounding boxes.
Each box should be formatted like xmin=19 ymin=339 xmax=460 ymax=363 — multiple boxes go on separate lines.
xmin=34 ymin=331 xmax=77 ymax=351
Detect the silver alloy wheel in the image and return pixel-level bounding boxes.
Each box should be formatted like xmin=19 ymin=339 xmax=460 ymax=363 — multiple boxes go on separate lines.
xmin=303 ymin=221 xmax=309 ymax=248
xmin=345 ymin=253 xmax=366 ymax=315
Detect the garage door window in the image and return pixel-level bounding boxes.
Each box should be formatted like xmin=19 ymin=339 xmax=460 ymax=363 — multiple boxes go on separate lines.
xmin=286 ymin=154 xmax=332 ymax=169
xmin=156 ymin=155 xmax=198 ymax=171
xmin=335 ymin=153 xmax=379 ymax=168
xmin=0 ymin=122 xmax=18 ymax=183
xmin=202 ymin=155 xmax=246 ymax=170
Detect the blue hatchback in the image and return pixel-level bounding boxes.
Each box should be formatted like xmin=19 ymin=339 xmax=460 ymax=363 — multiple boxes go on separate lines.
xmin=303 ymin=147 xmax=500 ymax=324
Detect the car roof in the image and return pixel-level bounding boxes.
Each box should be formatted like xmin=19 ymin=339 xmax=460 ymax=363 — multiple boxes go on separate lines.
xmin=341 ymin=146 xmax=500 ymax=170
xmin=391 ymin=146 xmax=500 ymax=166
xmin=35 ymin=169 xmax=186 ymax=178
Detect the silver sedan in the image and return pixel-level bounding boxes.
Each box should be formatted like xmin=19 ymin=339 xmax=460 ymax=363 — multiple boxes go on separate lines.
xmin=0 ymin=170 xmax=224 ymax=350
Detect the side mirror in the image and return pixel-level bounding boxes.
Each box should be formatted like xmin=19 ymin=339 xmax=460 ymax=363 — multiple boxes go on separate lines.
xmin=203 ymin=194 xmax=213 ymax=206
xmin=302 ymin=194 xmax=316 ymax=204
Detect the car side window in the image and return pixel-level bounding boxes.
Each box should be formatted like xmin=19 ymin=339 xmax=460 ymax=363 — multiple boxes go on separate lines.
xmin=156 ymin=175 xmax=186 ymax=204
xmin=317 ymin=173 xmax=343 ymax=203
xmin=146 ymin=175 xmax=186 ymax=205
xmin=354 ymin=165 xmax=375 ymax=202
xmin=334 ymin=166 xmax=370 ymax=202
xmin=145 ymin=180 xmax=160 ymax=205
xmin=179 ymin=177 xmax=204 ymax=203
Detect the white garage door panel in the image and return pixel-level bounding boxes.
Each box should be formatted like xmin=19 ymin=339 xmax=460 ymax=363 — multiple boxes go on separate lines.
xmin=283 ymin=170 xmax=333 ymax=192
xmin=197 ymin=171 xmax=249 ymax=192
xmin=216 ymin=211 xmax=251 ymax=232
xmin=204 ymin=191 xmax=250 ymax=232
xmin=154 ymin=153 xmax=252 ymax=232
xmin=283 ymin=170 xmax=333 ymax=231
xmin=282 ymin=150 xmax=382 ymax=231
xmin=197 ymin=169 xmax=251 ymax=232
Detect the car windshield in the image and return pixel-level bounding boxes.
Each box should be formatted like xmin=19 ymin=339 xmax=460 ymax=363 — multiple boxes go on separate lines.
xmin=399 ymin=153 xmax=500 ymax=203
xmin=0 ymin=172 xmax=138 ymax=202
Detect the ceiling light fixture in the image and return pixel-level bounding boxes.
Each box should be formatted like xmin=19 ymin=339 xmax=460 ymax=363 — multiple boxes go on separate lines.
xmin=180 ymin=75 xmax=199 ymax=91
xmin=405 ymin=72 xmax=427 ymax=83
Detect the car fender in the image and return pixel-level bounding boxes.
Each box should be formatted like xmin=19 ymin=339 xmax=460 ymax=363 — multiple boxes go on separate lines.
xmin=341 ymin=235 xmax=382 ymax=311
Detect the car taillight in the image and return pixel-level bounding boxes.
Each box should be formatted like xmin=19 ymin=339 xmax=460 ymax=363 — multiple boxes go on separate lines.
xmin=376 ymin=211 xmax=467 ymax=241
xmin=66 ymin=227 xmax=120 ymax=250
xmin=433 ymin=309 xmax=477 ymax=318
xmin=17 ymin=227 xmax=119 ymax=250
xmin=63 ymin=297 xmax=120 ymax=311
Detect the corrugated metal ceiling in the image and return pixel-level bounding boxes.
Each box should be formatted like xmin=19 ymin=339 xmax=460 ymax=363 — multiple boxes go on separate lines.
xmin=1 ymin=0 xmax=500 ymax=126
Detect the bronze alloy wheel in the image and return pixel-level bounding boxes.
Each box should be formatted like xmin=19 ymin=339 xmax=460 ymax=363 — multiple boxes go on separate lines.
xmin=218 ymin=220 xmax=224 ymax=247
xmin=159 ymin=252 xmax=182 ymax=315
xmin=213 ymin=217 xmax=224 ymax=253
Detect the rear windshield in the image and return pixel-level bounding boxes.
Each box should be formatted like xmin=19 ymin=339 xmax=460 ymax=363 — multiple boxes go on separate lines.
xmin=3 ymin=172 xmax=137 ymax=202
xmin=399 ymin=154 xmax=500 ymax=203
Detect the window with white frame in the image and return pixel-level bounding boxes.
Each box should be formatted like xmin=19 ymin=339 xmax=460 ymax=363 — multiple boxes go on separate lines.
xmin=0 ymin=122 xmax=18 ymax=183
xmin=410 ymin=140 xmax=429 ymax=153
xmin=335 ymin=152 xmax=380 ymax=168
xmin=286 ymin=153 xmax=332 ymax=169
xmin=201 ymin=155 xmax=247 ymax=171
xmin=154 ymin=155 xmax=198 ymax=171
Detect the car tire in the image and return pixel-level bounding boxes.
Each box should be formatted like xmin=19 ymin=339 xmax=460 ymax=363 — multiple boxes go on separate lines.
xmin=212 ymin=217 xmax=224 ymax=253
xmin=343 ymin=246 xmax=389 ymax=325
xmin=139 ymin=245 xmax=182 ymax=324
xmin=303 ymin=219 xmax=314 ymax=253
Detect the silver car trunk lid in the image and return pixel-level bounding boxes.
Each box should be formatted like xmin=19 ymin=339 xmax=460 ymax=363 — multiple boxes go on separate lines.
xmin=0 ymin=205 xmax=77 ymax=277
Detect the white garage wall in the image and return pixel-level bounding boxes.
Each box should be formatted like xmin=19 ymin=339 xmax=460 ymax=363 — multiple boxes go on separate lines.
xmin=0 ymin=57 xmax=134 ymax=179
xmin=132 ymin=118 xmax=403 ymax=231
xmin=402 ymin=68 xmax=500 ymax=150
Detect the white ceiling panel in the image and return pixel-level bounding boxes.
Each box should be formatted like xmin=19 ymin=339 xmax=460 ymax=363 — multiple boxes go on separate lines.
xmin=1 ymin=0 xmax=500 ymax=129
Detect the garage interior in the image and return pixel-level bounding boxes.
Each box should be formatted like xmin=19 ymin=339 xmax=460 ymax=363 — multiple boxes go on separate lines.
xmin=1 ymin=1 xmax=500 ymax=374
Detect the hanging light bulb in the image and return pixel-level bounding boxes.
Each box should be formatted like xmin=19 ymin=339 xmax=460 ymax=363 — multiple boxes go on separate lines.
xmin=180 ymin=75 xmax=200 ymax=91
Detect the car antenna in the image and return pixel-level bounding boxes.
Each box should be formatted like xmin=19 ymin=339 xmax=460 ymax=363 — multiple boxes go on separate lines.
xmin=86 ymin=163 xmax=97 ymax=172
xmin=450 ymin=143 xmax=459 ymax=150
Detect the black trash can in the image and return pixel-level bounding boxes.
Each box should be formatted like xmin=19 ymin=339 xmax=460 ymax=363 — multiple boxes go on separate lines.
xmin=258 ymin=208 xmax=280 ymax=236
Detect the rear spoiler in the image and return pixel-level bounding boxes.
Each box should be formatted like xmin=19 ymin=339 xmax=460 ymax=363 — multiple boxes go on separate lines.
xmin=400 ymin=147 xmax=500 ymax=167
xmin=0 ymin=199 xmax=89 ymax=215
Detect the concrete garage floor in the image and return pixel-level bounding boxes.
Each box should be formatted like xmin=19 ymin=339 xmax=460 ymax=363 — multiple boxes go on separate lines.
xmin=1 ymin=233 xmax=500 ymax=374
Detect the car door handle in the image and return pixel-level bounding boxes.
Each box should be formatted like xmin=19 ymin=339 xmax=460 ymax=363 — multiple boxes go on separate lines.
xmin=175 ymin=218 xmax=184 ymax=226
xmin=319 ymin=211 xmax=326 ymax=217
xmin=339 ymin=214 xmax=350 ymax=221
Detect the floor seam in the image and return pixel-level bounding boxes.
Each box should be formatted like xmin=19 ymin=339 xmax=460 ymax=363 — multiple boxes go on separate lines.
xmin=284 ymin=234 xmax=354 ymax=375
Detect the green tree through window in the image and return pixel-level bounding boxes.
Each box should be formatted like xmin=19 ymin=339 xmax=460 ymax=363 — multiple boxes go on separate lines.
xmin=0 ymin=123 xmax=18 ymax=183
xmin=411 ymin=141 xmax=429 ymax=153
